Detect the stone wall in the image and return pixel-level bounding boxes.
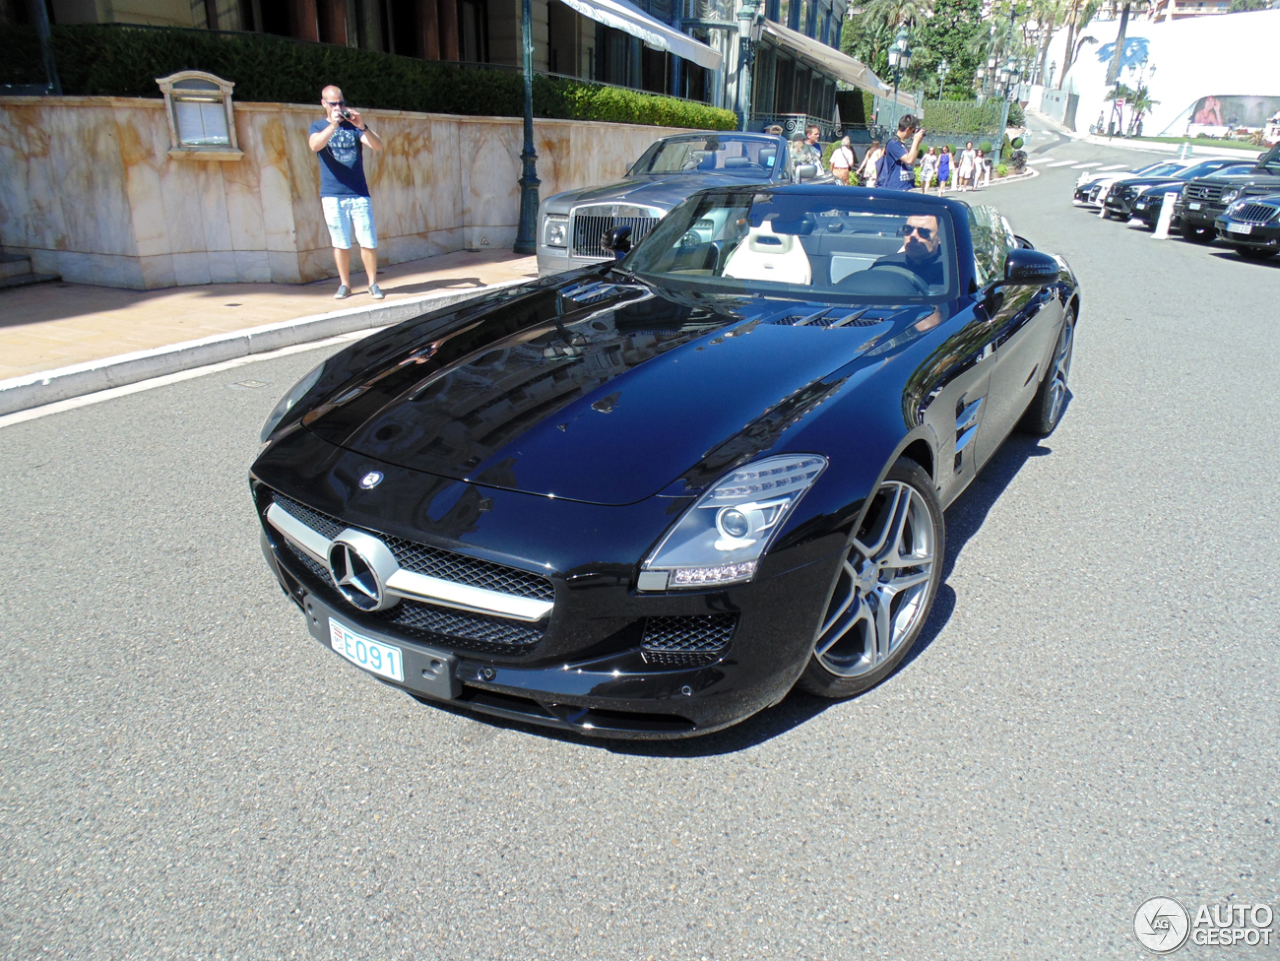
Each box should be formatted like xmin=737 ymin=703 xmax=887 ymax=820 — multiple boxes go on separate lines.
xmin=0 ymin=96 xmax=684 ymax=289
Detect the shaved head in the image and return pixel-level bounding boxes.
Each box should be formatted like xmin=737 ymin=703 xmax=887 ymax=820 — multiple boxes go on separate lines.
xmin=321 ymin=85 xmax=343 ymax=102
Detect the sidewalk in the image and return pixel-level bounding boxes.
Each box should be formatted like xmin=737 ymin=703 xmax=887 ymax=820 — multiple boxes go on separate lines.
xmin=0 ymin=248 xmax=538 ymax=381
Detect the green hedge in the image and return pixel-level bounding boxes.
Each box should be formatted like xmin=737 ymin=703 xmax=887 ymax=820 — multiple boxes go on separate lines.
xmin=921 ymin=98 xmax=1006 ymax=134
xmin=3 ymin=24 xmax=736 ymax=130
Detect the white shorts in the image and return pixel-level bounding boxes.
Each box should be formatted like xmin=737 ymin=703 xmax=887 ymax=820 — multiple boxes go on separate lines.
xmin=322 ymin=195 xmax=377 ymax=250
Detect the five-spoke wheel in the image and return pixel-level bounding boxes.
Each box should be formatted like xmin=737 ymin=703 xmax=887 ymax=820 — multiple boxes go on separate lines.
xmin=799 ymin=459 xmax=944 ymax=697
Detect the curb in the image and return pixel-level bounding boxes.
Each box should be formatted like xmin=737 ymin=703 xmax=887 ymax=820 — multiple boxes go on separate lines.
xmin=0 ymin=280 xmax=526 ymax=417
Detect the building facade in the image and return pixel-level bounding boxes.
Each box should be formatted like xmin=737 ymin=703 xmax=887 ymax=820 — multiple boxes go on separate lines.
xmin=29 ymin=0 xmax=878 ymax=130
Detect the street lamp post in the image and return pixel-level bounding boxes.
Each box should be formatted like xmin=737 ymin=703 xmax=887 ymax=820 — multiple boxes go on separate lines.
xmin=736 ymin=0 xmax=765 ymax=132
xmin=994 ymin=58 xmax=1015 ymax=164
xmin=887 ymin=25 xmax=911 ymax=133
xmin=1047 ymin=59 xmax=1057 ymax=88
xmin=936 ymin=58 xmax=950 ymax=99
xmin=512 ymin=0 xmax=540 ymax=254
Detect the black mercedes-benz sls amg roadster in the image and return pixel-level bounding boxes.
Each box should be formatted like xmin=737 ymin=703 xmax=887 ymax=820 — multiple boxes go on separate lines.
xmin=252 ymin=185 xmax=1079 ymax=739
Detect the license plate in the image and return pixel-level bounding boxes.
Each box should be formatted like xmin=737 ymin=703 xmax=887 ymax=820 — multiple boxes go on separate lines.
xmin=330 ymin=618 xmax=404 ymax=682
xmin=1135 ymin=202 xmax=1147 ymax=210
xmin=1188 ymin=202 xmax=1202 ymax=210
xmin=1226 ymin=222 xmax=1252 ymax=234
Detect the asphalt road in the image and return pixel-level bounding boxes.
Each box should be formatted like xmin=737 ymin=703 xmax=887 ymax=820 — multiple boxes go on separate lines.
xmin=2 ymin=129 xmax=1277 ymax=961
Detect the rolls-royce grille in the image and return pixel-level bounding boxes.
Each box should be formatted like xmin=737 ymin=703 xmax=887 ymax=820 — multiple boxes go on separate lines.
xmin=271 ymin=494 xmax=554 ymax=600
xmin=281 ymin=541 xmax=541 ymax=655
xmin=572 ymin=208 xmax=658 ymax=259
xmin=642 ymin=615 xmax=737 ymax=655
xmin=1184 ymin=183 xmax=1226 ymax=203
xmin=1232 ymin=203 xmax=1279 ymax=224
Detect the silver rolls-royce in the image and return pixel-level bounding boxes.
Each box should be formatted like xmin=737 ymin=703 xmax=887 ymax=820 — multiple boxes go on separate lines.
xmin=537 ymin=132 xmax=820 ymax=276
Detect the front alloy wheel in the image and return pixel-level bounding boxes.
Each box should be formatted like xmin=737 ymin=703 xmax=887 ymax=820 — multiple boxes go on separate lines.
xmin=798 ymin=459 xmax=944 ymax=698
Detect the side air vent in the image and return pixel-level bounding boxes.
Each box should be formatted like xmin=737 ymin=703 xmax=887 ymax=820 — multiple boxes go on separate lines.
xmin=954 ymin=396 xmax=982 ymax=472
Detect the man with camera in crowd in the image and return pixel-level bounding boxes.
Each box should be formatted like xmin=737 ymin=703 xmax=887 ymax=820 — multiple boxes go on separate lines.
xmin=876 ymin=114 xmax=926 ymax=191
xmin=309 ymin=85 xmax=385 ymax=300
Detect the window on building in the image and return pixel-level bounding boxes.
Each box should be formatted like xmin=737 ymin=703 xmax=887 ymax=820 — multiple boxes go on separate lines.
xmin=459 ymin=0 xmax=489 ymax=62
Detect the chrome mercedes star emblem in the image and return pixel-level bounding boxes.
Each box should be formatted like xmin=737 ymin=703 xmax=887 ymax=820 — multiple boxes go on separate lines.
xmin=359 ymin=471 xmax=384 ymax=490
xmin=328 ymin=542 xmax=383 ymax=611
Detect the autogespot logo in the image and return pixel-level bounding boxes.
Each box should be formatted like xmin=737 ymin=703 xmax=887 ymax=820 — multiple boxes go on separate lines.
xmin=1134 ymin=897 xmax=1191 ymax=954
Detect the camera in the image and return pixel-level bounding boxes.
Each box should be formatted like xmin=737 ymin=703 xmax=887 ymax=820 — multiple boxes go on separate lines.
xmin=341 ymin=109 xmax=352 ymax=120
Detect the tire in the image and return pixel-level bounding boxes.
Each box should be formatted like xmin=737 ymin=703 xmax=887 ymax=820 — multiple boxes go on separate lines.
xmin=1234 ymin=245 xmax=1277 ymax=261
xmin=797 ymin=458 xmax=945 ymax=699
xmin=1181 ymin=222 xmax=1215 ymax=244
xmin=1020 ymin=307 xmax=1076 ymax=436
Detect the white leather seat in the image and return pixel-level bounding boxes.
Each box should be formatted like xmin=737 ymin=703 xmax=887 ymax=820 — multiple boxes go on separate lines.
xmin=722 ymin=220 xmax=812 ymax=286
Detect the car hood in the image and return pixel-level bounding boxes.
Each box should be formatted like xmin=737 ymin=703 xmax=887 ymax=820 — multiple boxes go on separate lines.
xmin=300 ymin=277 xmax=913 ymax=506
xmin=554 ymin=173 xmax=774 ymax=211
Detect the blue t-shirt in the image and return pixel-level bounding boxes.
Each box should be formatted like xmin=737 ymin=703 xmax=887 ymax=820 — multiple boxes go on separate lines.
xmin=876 ymin=137 xmax=916 ymax=191
xmin=310 ymin=119 xmax=369 ymax=198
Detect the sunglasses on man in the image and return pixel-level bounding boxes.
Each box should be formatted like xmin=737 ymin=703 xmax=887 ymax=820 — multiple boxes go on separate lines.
xmin=900 ymin=224 xmax=935 ymax=240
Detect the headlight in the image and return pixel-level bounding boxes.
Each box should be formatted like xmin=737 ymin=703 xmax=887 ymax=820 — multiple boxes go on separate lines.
xmin=1221 ymin=189 xmax=1240 ymax=204
xmin=260 ymin=361 xmax=325 ymax=444
xmin=639 ymin=454 xmax=827 ymax=590
xmin=542 ymin=214 xmax=568 ymax=248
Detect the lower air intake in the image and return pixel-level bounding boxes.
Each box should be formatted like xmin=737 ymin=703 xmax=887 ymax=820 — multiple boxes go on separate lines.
xmin=641 ymin=614 xmax=737 ymax=665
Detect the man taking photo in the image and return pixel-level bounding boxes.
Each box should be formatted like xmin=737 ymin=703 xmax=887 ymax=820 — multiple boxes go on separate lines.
xmin=876 ymin=114 xmax=926 ymax=191
xmin=309 ymin=84 xmax=385 ymax=300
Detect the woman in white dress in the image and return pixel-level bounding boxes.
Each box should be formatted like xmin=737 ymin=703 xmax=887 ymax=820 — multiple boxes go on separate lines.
xmin=957 ymin=141 xmax=976 ymax=192
xmin=919 ymin=146 xmax=938 ymax=191
xmin=857 ymin=140 xmax=883 ymax=186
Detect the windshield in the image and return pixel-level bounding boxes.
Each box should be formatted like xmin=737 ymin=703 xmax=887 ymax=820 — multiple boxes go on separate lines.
xmin=624 ymin=189 xmax=957 ymax=303
xmin=1141 ymin=162 xmax=1189 ymax=178
xmin=635 ymin=137 xmax=783 ymax=178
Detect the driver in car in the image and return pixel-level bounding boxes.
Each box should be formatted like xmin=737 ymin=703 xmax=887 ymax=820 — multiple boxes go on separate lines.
xmin=873 ymin=214 xmax=945 ymax=288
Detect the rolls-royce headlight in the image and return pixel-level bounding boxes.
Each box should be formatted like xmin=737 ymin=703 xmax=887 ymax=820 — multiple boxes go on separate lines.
xmin=1221 ymin=189 xmax=1240 ymax=204
xmin=639 ymin=454 xmax=827 ymax=590
xmin=543 ymin=214 xmax=568 ymax=248
xmin=260 ymin=361 xmax=325 ymax=444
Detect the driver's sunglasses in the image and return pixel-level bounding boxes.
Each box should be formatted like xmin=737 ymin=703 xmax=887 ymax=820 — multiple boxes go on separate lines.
xmin=901 ymin=225 xmax=935 ymax=240
xmin=324 ymin=99 xmax=346 ymax=107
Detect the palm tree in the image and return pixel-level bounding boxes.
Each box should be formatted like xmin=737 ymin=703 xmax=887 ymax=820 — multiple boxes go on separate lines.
xmin=1126 ymin=84 xmax=1159 ymax=134
xmin=1057 ymin=0 xmax=1100 ymax=89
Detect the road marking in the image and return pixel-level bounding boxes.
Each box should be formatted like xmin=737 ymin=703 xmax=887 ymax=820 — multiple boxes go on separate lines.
xmin=1048 ymin=160 xmax=1079 ymax=167
xmin=0 ymin=329 xmax=384 ymax=430
xmin=1026 ymin=156 xmax=1055 ymax=163
xmin=1072 ymin=162 xmax=1104 ymax=169
xmin=1099 ymin=163 xmax=1130 ymax=170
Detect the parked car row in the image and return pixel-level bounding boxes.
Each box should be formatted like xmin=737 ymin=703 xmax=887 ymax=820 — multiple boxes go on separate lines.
xmin=1072 ymin=144 xmax=1280 ymax=261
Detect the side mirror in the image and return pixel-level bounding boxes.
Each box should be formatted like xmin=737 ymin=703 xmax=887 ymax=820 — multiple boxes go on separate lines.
xmin=795 ymin=163 xmax=818 ymax=183
xmin=602 ymin=225 xmax=632 ymax=260
xmin=1014 ymin=234 xmax=1035 ymax=250
xmin=1004 ymin=248 xmax=1059 ymax=283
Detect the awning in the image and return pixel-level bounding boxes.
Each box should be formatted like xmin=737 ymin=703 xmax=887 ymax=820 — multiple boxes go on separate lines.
xmin=762 ymin=21 xmax=916 ymax=110
xmin=555 ymin=0 xmax=723 ymax=70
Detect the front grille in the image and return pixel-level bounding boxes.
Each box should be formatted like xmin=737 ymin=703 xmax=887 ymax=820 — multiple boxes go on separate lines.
xmin=641 ymin=614 xmax=737 ymax=655
xmin=1184 ymin=182 xmax=1226 ymax=203
xmin=281 ymin=541 xmax=541 ymax=655
xmin=571 ymin=206 xmax=658 ymax=259
xmin=376 ymin=601 xmax=541 ymax=654
xmin=1232 ymin=203 xmax=1279 ymax=224
xmin=272 ymin=494 xmax=554 ymax=600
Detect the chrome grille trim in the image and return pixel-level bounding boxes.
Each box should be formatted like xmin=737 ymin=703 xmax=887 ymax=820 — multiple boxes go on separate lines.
xmin=1184 ymin=183 xmax=1226 ymax=203
xmin=1232 ymin=203 xmax=1279 ymax=225
xmin=570 ymin=204 xmax=660 ymax=259
xmin=264 ymin=500 xmax=554 ymax=623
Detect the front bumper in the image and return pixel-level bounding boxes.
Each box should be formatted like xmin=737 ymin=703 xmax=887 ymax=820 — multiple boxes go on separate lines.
xmin=261 ymin=525 xmax=837 ymax=738
xmin=1215 ymin=217 xmax=1280 ymax=249
xmin=1130 ymin=196 xmax=1180 ymax=228
xmin=1177 ymin=201 xmax=1226 ymax=229
xmin=252 ymin=434 xmax=845 ymax=739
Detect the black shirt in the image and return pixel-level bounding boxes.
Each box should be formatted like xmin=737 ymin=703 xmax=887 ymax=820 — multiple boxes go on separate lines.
xmin=873 ymin=250 xmax=946 ymax=288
